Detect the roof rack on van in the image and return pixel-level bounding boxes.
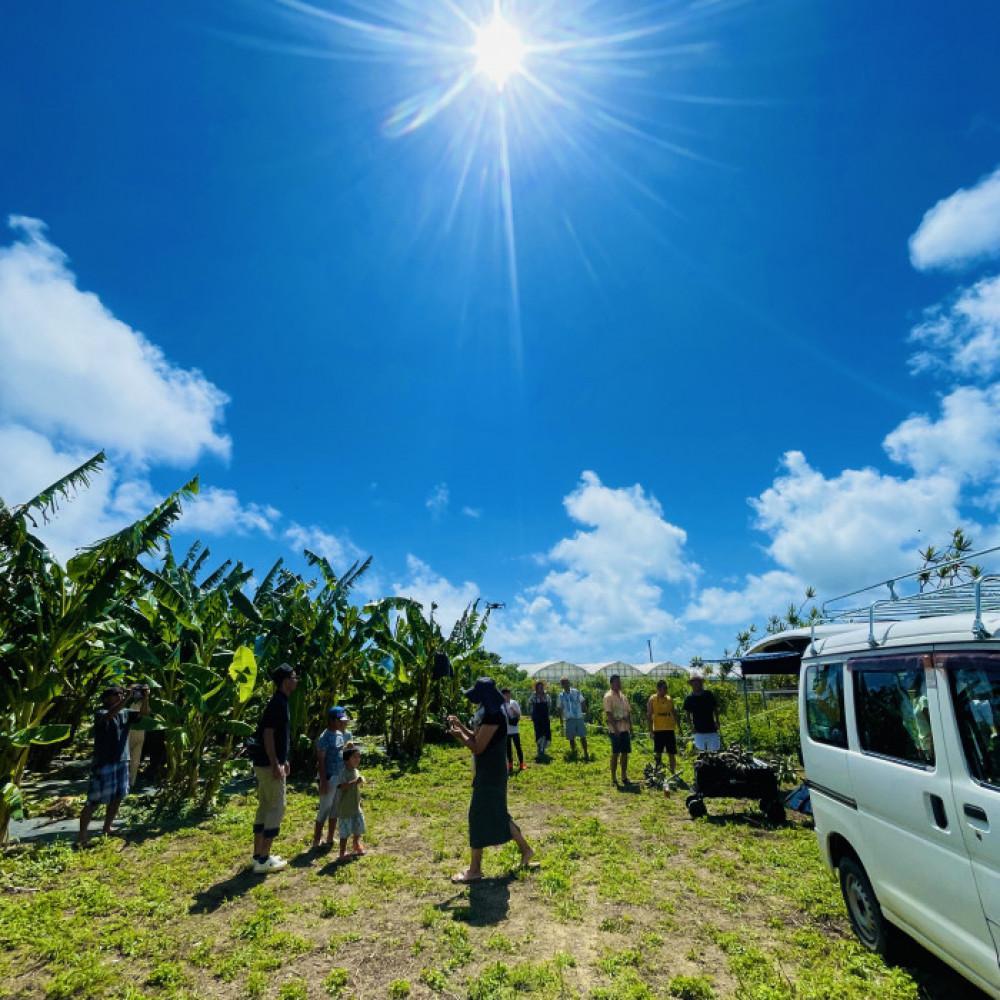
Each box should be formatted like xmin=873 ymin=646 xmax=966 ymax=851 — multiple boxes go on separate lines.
xmin=818 ymin=545 xmax=1000 ymax=647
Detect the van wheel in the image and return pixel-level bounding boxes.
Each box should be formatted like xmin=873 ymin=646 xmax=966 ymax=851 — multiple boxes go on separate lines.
xmin=838 ymin=857 xmax=894 ymax=958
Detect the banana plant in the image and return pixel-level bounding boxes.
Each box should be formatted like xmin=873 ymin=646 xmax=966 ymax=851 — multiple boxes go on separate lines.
xmin=0 ymin=455 xmax=197 ymax=841
xmin=126 ymin=544 xmax=262 ymax=808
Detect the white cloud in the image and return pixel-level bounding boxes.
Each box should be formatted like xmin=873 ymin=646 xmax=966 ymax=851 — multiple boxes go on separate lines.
xmin=425 ymin=482 xmax=449 ymax=519
xmin=492 ymin=471 xmax=697 ymax=661
xmin=182 ymin=488 xmax=281 ymax=536
xmin=284 ymin=522 xmax=364 ymax=568
xmin=0 ymin=424 xmax=141 ymax=561
xmin=909 ymin=166 xmax=1000 ymax=271
xmin=684 ymin=570 xmax=806 ymax=626
xmin=0 ymin=216 xmax=230 ymax=466
xmin=909 ymin=273 xmax=1000 ymax=379
xmin=392 ymin=554 xmax=480 ymax=631
xmin=461 ymin=506 xmax=482 ymax=519
xmin=0 ymin=424 xmax=282 ymax=562
xmin=750 ymin=450 xmax=962 ymax=596
xmin=883 ymin=384 xmax=1000 ymax=486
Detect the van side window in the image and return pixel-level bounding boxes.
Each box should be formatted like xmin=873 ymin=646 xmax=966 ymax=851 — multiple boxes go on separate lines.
xmin=853 ymin=657 xmax=934 ymax=767
xmin=942 ymin=653 xmax=1000 ymax=787
xmin=804 ymin=663 xmax=846 ymax=747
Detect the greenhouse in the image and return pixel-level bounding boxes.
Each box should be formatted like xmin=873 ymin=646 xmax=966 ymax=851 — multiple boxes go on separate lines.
xmin=516 ymin=660 xmax=693 ymax=680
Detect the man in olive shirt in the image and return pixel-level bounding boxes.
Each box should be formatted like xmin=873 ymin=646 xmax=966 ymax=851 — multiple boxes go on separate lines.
xmin=646 ymin=680 xmax=678 ymax=772
xmin=603 ymin=674 xmax=633 ymax=786
xmin=249 ymin=663 xmax=298 ymax=873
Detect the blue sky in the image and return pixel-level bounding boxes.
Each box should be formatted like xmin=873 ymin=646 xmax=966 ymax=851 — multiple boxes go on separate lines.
xmin=2 ymin=0 xmax=1000 ymax=664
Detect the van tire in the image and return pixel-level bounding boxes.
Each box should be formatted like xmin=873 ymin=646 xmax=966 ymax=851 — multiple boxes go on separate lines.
xmin=838 ymin=856 xmax=894 ymax=959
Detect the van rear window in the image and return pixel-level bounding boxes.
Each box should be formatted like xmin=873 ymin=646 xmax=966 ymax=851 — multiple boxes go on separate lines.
xmin=852 ymin=657 xmax=934 ymax=767
xmin=941 ymin=653 xmax=1000 ymax=787
xmin=804 ymin=663 xmax=846 ymax=747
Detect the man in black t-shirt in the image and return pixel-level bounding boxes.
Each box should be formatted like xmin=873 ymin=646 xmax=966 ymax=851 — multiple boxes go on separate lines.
xmin=250 ymin=663 xmax=298 ymax=873
xmin=683 ymin=674 xmax=721 ymax=753
xmin=78 ymin=683 xmax=149 ymax=847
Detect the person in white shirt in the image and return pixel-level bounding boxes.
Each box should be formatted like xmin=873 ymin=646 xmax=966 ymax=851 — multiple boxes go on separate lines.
xmin=558 ymin=677 xmax=590 ymax=761
xmin=501 ymin=688 xmax=526 ymax=774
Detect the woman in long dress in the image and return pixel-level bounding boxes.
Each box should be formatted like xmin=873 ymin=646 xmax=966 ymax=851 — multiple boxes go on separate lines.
xmin=446 ymin=677 xmax=535 ymax=884
xmin=528 ymin=681 xmax=552 ymax=759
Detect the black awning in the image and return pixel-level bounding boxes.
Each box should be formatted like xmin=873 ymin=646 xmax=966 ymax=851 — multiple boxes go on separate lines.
xmin=739 ymin=651 xmax=802 ymax=676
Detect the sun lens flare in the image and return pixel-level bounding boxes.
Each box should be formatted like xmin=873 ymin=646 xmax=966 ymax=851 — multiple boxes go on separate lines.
xmin=473 ymin=15 xmax=525 ymax=90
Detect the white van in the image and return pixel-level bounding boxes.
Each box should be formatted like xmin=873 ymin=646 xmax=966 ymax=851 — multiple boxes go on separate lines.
xmin=747 ymin=575 xmax=1000 ymax=998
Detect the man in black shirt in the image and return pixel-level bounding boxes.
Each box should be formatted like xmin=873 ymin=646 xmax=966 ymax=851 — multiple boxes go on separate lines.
xmin=250 ymin=663 xmax=298 ymax=873
xmin=78 ymin=683 xmax=149 ymax=847
xmin=683 ymin=674 xmax=721 ymax=753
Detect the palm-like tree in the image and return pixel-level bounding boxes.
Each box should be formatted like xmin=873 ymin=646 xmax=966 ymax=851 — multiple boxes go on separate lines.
xmin=0 ymin=455 xmax=197 ymax=841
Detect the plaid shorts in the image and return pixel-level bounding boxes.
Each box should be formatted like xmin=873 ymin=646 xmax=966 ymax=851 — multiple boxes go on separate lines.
xmin=87 ymin=761 xmax=130 ymax=804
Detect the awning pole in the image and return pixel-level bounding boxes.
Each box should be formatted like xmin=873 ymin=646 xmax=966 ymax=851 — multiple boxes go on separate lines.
xmin=743 ymin=673 xmax=752 ymax=750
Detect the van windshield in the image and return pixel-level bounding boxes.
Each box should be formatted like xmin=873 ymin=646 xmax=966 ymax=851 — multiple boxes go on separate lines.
xmin=943 ymin=653 xmax=1000 ymax=787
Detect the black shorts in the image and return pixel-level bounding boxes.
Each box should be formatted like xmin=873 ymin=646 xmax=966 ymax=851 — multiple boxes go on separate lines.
xmin=609 ymin=731 xmax=632 ymax=755
xmin=652 ymin=730 xmax=677 ymax=755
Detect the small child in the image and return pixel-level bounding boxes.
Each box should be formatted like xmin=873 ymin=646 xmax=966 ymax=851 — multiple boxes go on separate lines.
xmin=313 ymin=706 xmax=352 ymax=850
xmin=336 ymin=745 xmax=366 ymax=860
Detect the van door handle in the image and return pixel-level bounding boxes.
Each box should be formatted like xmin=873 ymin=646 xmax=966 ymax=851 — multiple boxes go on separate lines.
xmin=964 ymin=804 xmax=989 ymax=825
xmin=929 ymin=794 xmax=948 ymax=829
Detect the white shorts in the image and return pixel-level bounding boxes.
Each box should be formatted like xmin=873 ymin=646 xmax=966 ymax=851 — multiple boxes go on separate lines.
xmin=693 ymin=732 xmax=721 ymax=753
xmin=316 ymin=785 xmax=341 ymax=822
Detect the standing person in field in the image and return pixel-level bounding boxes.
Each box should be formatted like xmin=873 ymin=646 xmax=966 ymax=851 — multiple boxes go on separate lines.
xmin=603 ymin=674 xmax=633 ymax=786
xmin=312 ymin=706 xmax=353 ymax=850
xmin=249 ymin=663 xmax=298 ymax=873
xmin=336 ymin=745 xmax=366 ymax=860
xmin=683 ymin=673 xmax=721 ymax=753
xmin=501 ymin=688 xmax=525 ymax=774
xmin=446 ymin=678 xmax=535 ymax=884
xmin=77 ymin=683 xmax=150 ymax=848
xmin=527 ymin=681 xmax=553 ymax=760
xmin=647 ymin=680 xmax=678 ymax=773
xmin=557 ymin=677 xmax=590 ymax=761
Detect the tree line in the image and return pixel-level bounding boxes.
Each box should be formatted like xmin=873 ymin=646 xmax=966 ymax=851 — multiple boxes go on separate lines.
xmin=0 ymin=454 xmax=502 ymax=843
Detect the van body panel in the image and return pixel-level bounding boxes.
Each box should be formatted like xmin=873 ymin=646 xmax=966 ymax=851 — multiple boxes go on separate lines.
xmin=843 ymin=656 xmax=988 ymax=969
xmin=934 ymin=651 xmax=1000 ymax=986
xmin=793 ymin=629 xmax=1000 ymax=997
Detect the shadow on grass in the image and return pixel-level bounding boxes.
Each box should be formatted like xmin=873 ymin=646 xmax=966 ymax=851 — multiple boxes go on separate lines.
xmin=316 ymin=853 xmax=361 ymax=877
xmin=189 ymin=869 xmax=267 ymax=914
xmin=889 ymin=934 xmax=991 ymax=1000
xmin=435 ymin=871 xmax=515 ymax=926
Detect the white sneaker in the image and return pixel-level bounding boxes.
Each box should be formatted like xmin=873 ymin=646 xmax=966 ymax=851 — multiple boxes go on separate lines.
xmin=252 ymin=855 xmax=287 ymax=874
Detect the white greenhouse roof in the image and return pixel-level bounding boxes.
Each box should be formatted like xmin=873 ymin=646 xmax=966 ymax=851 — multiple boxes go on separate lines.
xmin=515 ymin=660 xmax=697 ymax=680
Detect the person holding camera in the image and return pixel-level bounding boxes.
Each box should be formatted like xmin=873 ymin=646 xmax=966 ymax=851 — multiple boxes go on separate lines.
xmin=77 ymin=683 xmax=150 ymax=847
xmin=249 ymin=663 xmax=298 ymax=873
xmin=446 ymin=677 xmax=535 ymax=884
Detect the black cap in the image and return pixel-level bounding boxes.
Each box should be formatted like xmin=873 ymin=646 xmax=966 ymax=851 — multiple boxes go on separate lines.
xmin=271 ymin=662 xmax=295 ymax=684
xmin=463 ymin=677 xmax=496 ymax=703
xmin=101 ymin=684 xmax=125 ymax=701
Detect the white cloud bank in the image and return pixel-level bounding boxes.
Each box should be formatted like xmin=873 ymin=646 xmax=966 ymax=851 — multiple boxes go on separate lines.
xmin=0 ymin=217 xmax=285 ymax=561
xmin=910 ymin=273 xmax=1000 ymax=380
xmin=493 ymin=471 xmax=697 ymax=661
xmin=909 ymin=167 xmax=1000 ymax=271
xmin=0 ymin=216 xmax=230 ymax=465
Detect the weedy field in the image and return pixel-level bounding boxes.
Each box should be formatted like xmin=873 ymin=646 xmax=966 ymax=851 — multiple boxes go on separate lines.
xmin=0 ymin=729 xmax=979 ymax=1000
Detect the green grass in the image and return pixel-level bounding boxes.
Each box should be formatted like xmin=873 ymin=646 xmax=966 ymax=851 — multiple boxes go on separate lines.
xmin=0 ymin=729 xmax=969 ymax=999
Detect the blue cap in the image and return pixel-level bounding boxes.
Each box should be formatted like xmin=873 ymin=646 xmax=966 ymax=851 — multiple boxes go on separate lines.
xmin=328 ymin=705 xmax=351 ymax=720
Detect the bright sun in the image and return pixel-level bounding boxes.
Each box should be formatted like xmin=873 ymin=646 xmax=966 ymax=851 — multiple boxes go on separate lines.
xmin=473 ymin=15 xmax=525 ymax=90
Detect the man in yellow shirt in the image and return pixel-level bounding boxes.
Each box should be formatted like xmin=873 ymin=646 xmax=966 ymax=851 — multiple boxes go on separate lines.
xmin=646 ymin=680 xmax=678 ymax=773
xmin=602 ymin=674 xmax=633 ymax=787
